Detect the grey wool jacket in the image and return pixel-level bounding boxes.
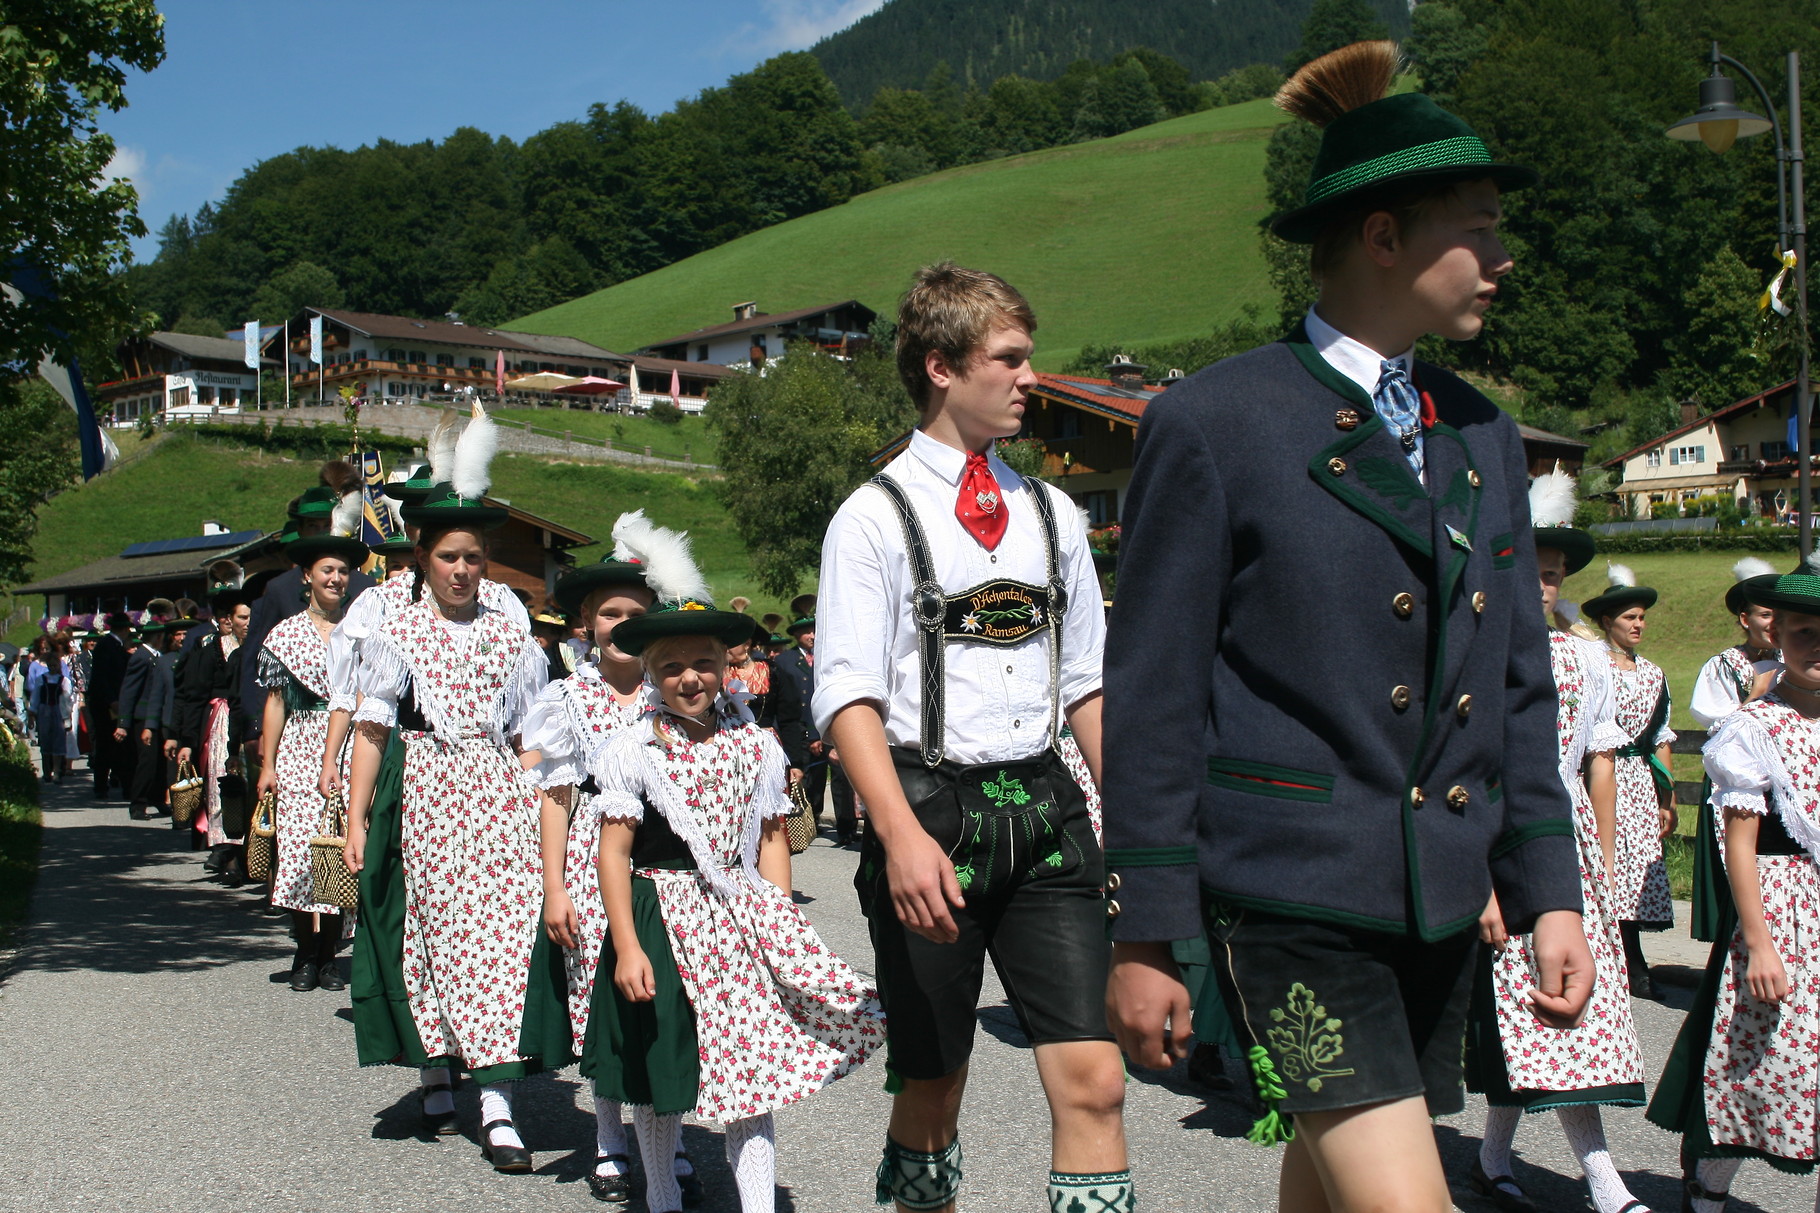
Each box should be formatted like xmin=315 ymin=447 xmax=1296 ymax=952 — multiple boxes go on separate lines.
xmin=1101 ymin=330 xmax=1582 ymax=943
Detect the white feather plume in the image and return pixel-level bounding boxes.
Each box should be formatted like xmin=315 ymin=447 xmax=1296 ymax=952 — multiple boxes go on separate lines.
xmin=610 ymin=509 xmax=710 ymax=605
xmin=331 ymin=490 xmax=363 ymax=538
xmin=1733 ymin=556 xmax=1777 ymax=582
xmin=427 ymin=408 xmax=460 ymax=483
xmin=1527 ymin=462 xmax=1578 ymax=529
xmin=1805 ymin=549 xmax=1820 ymax=576
xmin=384 ymin=494 xmax=405 ymax=535
xmin=1606 ymin=562 xmax=1637 ymax=589
xmin=450 ymin=399 xmax=497 ymax=500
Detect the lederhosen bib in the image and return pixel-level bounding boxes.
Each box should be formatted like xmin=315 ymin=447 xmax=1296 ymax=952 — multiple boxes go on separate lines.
xmin=865 ymin=472 xmax=1093 ymax=898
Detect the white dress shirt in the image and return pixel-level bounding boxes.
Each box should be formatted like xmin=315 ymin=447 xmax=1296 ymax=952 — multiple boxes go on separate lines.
xmin=1305 ymin=306 xmax=1414 ymax=396
xmin=812 ymin=429 xmax=1106 ymax=765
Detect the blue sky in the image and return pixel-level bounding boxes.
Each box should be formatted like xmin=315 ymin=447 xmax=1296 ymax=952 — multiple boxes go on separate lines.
xmin=102 ymin=0 xmax=885 ymax=262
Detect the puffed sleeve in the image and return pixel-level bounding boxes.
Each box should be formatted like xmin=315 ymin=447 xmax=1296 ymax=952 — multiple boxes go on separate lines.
xmin=501 ymin=635 xmax=549 ymax=737
xmin=1580 ymin=639 xmax=1628 ymax=755
xmin=520 ymin=680 xmax=582 ymax=789
xmin=584 ymin=729 xmax=647 ymax=823
xmin=753 ymin=729 xmax=792 ymax=822
xmin=327 ymin=589 xmax=385 ymax=713
xmin=1688 ymin=655 xmax=1742 ymax=728
xmin=1703 ymin=710 xmax=1777 ymax=816
xmin=351 ymin=632 xmax=409 ymax=729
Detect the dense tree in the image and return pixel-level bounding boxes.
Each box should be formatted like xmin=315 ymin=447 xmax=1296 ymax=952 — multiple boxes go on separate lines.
xmin=248 ymin=261 xmax=343 ymax=325
xmin=1285 ymin=0 xmax=1390 ymax=71
xmin=704 ymin=345 xmax=914 ymax=595
xmin=1658 ymin=247 xmax=1774 ymax=412
xmin=0 ymin=381 xmax=81 ymax=584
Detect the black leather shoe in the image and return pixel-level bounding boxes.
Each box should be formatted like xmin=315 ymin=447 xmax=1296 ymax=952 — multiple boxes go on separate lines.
xmin=480 ymin=1120 xmax=532 ymax=1173
xmin=317 ymin=959 xmax=347 ymax=992
xmin=419 ymin=1088 xmax=459 ymax=1136
xmin=1469 ymin=1158 xmax=1536 ymax=1212
xmin=289 ymin=961 xmax=319 ymax=992
xmin=677 ymin=1157 xmax=703 ymax=1206
xmin=586 ymin=1156 xmax=633 ymax=1203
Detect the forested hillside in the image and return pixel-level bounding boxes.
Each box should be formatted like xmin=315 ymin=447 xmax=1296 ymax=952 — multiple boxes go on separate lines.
xmin=810 ymin=0 xmax=1410 ymax=107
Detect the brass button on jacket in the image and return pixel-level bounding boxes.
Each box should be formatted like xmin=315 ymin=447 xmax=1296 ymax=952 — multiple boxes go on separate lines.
xmin=1390 ymin=685 xmax=1413 ymax=711
xmin=1392 ymin=592 xmax=1415 ymax=618
xmin=1105 ymin=899 xmax=1122 ymax=919
xmin=1456 ymin=695 xmax=1473 ymax=718
xmin=1106 ymin=872 xmax=1122 ymax=893
xmin=1472 ymin=591 xmax=1487 ymax=614
xmin=1409 ymin=787 xmax=1425 ymax=807
xmin=1447 ymin=785 xmax=1470 ymax=808
xmin=1467 ymin=470 xmax=1482 ymax=487
xmin=1328 ymin=457 xmax=1347 ymax=476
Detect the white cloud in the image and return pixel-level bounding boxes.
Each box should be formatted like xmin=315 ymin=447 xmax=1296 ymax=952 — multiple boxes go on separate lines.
xmin=725 ymin=0 xmax=886 ymax=56
xmin=102 ymin=143 xmax=147 ymax=184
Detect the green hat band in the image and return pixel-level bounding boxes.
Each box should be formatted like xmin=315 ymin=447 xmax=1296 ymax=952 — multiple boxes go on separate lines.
xmin=1305 ymin=134 xmax=1491 ymax=204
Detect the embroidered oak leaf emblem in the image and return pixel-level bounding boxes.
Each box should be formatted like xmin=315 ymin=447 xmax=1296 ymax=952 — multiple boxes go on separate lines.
xmin=981 ymin=771 xmax=1030 ymax=808
xmin=1266 ymin=982 xmax=1356 ymax=1092
xmin=1439 ymin=468 xmax=1472 ymax=513
xmin=1356 ymin=457 xmax=1425 ymax=511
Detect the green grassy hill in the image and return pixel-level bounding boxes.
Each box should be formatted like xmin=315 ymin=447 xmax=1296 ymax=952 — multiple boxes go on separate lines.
xmin=512 ymin=98 xmax=1290 ymax=371
xmin=4 ymin=431 xmax=786 ymax=644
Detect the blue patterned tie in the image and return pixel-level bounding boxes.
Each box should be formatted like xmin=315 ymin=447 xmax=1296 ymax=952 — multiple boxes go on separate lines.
xmin=1373 ymin=359 xmax=1424 ymax=479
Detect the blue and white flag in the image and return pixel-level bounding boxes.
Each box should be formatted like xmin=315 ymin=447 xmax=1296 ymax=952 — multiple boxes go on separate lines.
xmin=1 ymin=269 xmax=118 ymax=480
xmin=309 ymin=315 xmax=323 ymax=366
xmin=244 ymin=320 xmax=260 ymax=370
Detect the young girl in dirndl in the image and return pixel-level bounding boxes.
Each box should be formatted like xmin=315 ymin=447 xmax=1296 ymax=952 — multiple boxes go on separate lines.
xmin=581 ymin=524 xmax=884 ymax=1213
xmin=521 ymin=514 xmax=697 ymax=1204
xmin=1648 ymin=568 xmax=1820 ymax=1213
xmin=344 ymin=459 xmax=571 ymax=1175
xmin=1465 ymin=472 xmax=1652 ymax=1213
xmin=255 ymin=533 xmax=367 ymax=994
xmin=1584 ymin=565 xmax=1676 ymax=997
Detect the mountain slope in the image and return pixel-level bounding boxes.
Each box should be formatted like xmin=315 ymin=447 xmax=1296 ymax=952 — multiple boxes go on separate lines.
xmin=510 ymin=98 xmax=1290 ymax=372
xmin=811 ymin=0 xmax=1411 ymax=107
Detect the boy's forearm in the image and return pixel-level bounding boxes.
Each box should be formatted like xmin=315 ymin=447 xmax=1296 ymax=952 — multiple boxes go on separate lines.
xmin=826 ymin=700 xmax=919 ymax=848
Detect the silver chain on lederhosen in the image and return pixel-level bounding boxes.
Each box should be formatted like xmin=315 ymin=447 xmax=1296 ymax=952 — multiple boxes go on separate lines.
xmin=867 ymin=471 xmax=1068 ymax=768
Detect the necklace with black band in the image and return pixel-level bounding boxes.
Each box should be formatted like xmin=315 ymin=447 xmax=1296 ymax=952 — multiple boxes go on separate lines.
xmin=1779 ymin=673 xmax=1820 ymax=698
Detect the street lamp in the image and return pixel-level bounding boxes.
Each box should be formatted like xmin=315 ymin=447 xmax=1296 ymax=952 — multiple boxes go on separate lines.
xmin=1667 ymin=42 xmax=1809 ymax=556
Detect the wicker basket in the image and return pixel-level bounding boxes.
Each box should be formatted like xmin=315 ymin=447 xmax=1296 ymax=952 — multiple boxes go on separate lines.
xmin=785 ymin=780 xmax=816 ymax=855
xmin=309 ymin=792 xmax=358 ymax=909
xmin=168 ymin=760 xmax=204 ymax=825
xmin=245 ymin=790 xmax=278 ymax=883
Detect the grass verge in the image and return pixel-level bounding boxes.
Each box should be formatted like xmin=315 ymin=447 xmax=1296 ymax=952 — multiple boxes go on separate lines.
xmin=0 ymin=733 xmax=43 ymax=954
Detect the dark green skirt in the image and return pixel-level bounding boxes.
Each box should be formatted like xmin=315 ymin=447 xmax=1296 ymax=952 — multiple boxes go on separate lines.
xmin=580 ymin=875 xmax=700 ymax=1114
xmin=349 ymin=731 xmax=575 ymax=1081
xmin=1689 ymin=791 xmax=1733 ymax=944
xmin=1464 ymin=945 xmax=1644 ymax=1111
xmin=1170 ymin=931 xmax=1240 ymax=1053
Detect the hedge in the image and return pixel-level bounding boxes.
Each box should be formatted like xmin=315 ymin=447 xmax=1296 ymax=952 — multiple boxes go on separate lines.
xmin=0 ymin=731 xmax=42 ymax=953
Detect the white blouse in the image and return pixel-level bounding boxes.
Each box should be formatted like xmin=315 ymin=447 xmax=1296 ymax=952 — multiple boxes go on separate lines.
xmin=327 ymin=575 xmax=529 ymax=713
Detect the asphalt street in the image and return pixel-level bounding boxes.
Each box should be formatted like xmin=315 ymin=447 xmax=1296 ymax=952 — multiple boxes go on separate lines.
xmin=0 ymin=766 xmax=1813 ymax=1213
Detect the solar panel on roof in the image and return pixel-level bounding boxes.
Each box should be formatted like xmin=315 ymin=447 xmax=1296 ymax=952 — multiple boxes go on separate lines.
xmin=119 ymin=530 xmax=265 ymax=559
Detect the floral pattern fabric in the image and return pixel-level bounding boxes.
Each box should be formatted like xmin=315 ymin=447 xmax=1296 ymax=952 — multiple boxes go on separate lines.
xmin=589 ymin=720 xmax=885 ymax=1122
xmin=365 ymin=599 xmax=548 ymax=1069
xmin=258 ymin=614 xmax=349 ymax=916
xmin=1486 ymin=631 xmax=1644 ymax=1094
xmin=1609 ymin=656 xmax=1675 ymax=925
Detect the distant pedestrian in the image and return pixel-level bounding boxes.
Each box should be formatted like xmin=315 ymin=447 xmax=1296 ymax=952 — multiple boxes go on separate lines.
xmin=86 ymin=612 xmax=134 ymax=801
xmin=24 ymin=636 xmax=70 ymax=781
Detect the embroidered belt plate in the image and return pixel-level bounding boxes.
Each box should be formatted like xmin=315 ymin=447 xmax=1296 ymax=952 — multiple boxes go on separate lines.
xmin=942 ymin=579 xmax=1051 ymax=645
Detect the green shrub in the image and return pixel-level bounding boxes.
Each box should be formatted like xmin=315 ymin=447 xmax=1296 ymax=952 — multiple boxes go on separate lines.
xmin=0 ymin=734 xmax=42 ymax=951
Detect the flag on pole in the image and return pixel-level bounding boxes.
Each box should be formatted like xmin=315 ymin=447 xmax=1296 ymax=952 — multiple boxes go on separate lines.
xmin=2 ymin=269 xmax=117 ymax=480
xmin=243 ymin=320 xmax=260 ymax=369
xmin=496 ymin=349 xmax=506 ymax=396
xmin=309 ymin=315 xmax=324 ymax=365
xmin=357 ymin=450 xmax=399 ymax=544
xmin=669 ymin=367 xmax=682 ymax=407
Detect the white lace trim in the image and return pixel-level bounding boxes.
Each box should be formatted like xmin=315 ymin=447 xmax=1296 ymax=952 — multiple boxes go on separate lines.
xmin=1707 ymin=705 xmax=1820 ymax=858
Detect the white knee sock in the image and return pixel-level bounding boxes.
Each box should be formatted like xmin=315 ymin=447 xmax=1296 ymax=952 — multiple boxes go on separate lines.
xmin=1692 ymin=1158 xmax=1741 ymax=1213
xmin=635 ymin=1104 xmax=683 ymax=1213
xmin=480 ymin=1082 xmax=523 ymax=1149
xmin=725 ymin=1114 xmax=776 ymax=1213
xmin=1558 ymin=1105 xmax=1643 ymax=1213
xmin=420 ymin=1067 xmax=454 ymax=1117
xmin=1479 ymin=1105 xmax=1522 ymax=1183
xmin=594 ymin=1093 xmax=628 ymax=1170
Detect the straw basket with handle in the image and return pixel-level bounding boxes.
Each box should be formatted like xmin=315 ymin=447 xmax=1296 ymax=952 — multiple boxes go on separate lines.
xmin=785 ymin=777 xmax=816 ymax=855
xmin=309 ymin=792 xmax=358 ymax=909
xmin=168 ymin=759 xmax=204 ymax=825
xmin=246 ymin=790 xmax=278 ymax=883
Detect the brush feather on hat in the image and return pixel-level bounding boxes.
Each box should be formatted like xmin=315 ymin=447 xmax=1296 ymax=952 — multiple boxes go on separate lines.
xmin=450 ymin=399 xmax=497 ymax=501
xmin=1606 ymin=563 xmax=1637 ymax=589
xmin=331 ymin=489 xmax=363 ymax=538
xmin=1275 ymin=40 xmax=1402 ymax=129
xmin=611 ymin=509 xmax=709 ymax=605
xmin=1733 ymin=557 xmax=1777 ymax=582
xmin=427 ymin=408 xmax=460 ymax=483
xmin=1528 ymin=464 xmax=1578 ymax=529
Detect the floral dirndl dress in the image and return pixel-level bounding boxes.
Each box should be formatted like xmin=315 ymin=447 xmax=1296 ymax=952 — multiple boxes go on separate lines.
xmin=583 ymin=715 xmax=885 ymax=1122
xmin=352 ymin=598 xmax=569 ymax=1078
xmin=1647 ymin=695 xmax=1820 ymax=1172
xmin=1469 ymin=631 xmax=1645 ymax=1106
xmin=257 ymin=613 xmax=350 ymax=916
xmin=1609 ymin=656 xmax=1675 ymax=926
xmin=521 ymin=663 xmax=642 ymax=1053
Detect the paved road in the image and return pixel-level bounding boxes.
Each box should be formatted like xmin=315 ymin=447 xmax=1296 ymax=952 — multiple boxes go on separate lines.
xmin=1 ymin=763 xmax=1812 ymax=1212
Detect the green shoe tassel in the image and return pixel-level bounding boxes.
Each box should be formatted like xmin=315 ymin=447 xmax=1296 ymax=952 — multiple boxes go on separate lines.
xmin=1244 ymin=1045 xmax=1295 ymax=1146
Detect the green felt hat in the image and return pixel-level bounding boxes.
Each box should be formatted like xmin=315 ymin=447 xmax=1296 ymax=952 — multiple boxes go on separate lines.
xmin=1581 ymin=565 xmax=1657 ymax=623
xmin=371 ymin=534 xmax=415 ymax=557
xmin=1724 ymin=558 xmax=1782 ymax=614
xmin=786 ymin=614 xmax=815 ymax=635
xmin=1746 ymin=572 xmax=1820 ymax=615
xmin=292 ymin=485 xmax=340 ymax=520
xmin=1270 ymin=91 xmax=1537 ymax=244
xmin=286 ymin=533 xmax=371 ymax=570
xmin=610 ymin=602 xmax=756 ymax=657
xmin=163 ymin=617 xmax=201 ymax=632
xmin=399 ymin=481 xmax=509 ymax=531
xmin=552 ymin=559 xmax=650 ymax=617
xmin=1532 ymin=526 xmax=1594 ymax=576
xmin=383 ymin=464 xmax=435 ymax=503
xmin=136 ymin=620 xmax=168 ymax=637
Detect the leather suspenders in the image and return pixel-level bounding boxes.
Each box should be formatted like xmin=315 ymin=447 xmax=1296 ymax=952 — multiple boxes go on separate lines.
xmin=867 ymin=470 xmax=1069 ymax=768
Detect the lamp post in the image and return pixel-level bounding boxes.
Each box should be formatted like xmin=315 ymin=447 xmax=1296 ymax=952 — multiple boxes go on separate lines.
xmin=1668 ymin=42 xmax=1809 ymax=557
